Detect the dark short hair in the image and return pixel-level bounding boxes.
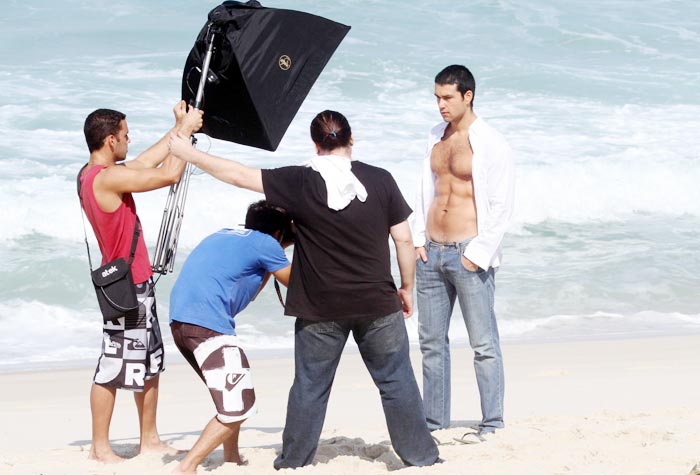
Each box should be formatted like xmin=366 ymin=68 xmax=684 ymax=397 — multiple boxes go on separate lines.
xmin=84 ymin=109 xmax=126 ymax=153
xmin=245 ymin=200 xmax=295 ymax=244
xmin=435 ymin=65 xmax=476 ymax=106
xmin=310 ymin=110 xmax=352 ymax=152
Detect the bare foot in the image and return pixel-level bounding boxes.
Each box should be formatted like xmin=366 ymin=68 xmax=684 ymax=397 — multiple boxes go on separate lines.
xmin=88 ymin=447 xmax=125 ymax=464
xmin=139 ymin=441 xmax=183 ymax=456
xmin=224 ymin=454 xmax=248 ymax=466
xmin=170 ymin=464 xmax=196 ymax=475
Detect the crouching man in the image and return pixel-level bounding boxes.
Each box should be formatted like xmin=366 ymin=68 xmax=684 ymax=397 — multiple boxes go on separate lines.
xmin=169 ymin=200 xmax=293 ymax=474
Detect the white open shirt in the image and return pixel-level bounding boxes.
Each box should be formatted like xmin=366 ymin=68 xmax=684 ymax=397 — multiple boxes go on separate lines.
xmin=411 ymin=117 xmax=515 ymax=270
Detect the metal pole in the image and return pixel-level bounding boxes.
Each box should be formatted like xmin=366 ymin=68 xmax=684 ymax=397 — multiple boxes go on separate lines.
xmin=195 ymin=30 xmax=216 ymax=109
xmin=152 ymin=29 xmax=217 ymax=274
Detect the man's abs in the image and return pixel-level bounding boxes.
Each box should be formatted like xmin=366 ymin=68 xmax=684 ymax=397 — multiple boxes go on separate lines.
xmin=426 ymin=135 xmax=477 ymax=243
xmin=426 ymin=185 xmax=477 ymax=243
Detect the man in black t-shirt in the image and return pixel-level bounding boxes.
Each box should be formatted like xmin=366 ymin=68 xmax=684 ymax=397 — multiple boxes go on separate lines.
xmin=262 ymin=161 xmax=409 ymax=320
xmin=169 ymin=110 xmax=439 ymax=468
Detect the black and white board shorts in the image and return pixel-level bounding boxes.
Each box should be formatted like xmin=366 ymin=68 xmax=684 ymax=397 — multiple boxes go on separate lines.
xmin=94 ymin=279 xmax=165 ymax=391
xmin=171 ymin=321 xmax=256 ymax=423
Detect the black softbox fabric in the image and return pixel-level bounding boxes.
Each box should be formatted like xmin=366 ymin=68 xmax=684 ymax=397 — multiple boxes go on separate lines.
xmin=182 ymin=1 xmax=350 ymax=151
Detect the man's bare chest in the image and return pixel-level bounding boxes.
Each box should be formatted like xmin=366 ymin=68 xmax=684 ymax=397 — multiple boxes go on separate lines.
xmin=430 ymin=138 xmax=473 ymax=181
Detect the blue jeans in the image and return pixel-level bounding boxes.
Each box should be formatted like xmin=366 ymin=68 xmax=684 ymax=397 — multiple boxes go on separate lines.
xmin=273 ymin=311 xmax=439 ymax=469
xmin=417 ymin=239 xmax=504 ymax=432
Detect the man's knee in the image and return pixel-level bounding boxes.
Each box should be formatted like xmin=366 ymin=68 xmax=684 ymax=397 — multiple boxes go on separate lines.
xmin=472 ymin=340 xmax=502 ymax=360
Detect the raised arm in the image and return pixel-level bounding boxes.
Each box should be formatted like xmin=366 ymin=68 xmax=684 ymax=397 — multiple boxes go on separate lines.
xmin=126 ymin=101 xmax=203 ymax=170
xmin=168 ymin=131 xmax=263 ymax=193
xmin=390 ymin=219 xmax=416 ymax=318
xmin=96 ymin=155 xmax=185 ymax=194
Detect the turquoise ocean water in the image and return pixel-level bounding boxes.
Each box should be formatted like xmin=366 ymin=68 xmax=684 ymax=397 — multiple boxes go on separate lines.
xmin=1 ymin=0 xmax=699 ymax=370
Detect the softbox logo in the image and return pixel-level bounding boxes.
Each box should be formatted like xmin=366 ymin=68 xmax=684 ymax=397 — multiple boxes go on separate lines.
xmin=278 ymin=55 xmax=291 ymax=71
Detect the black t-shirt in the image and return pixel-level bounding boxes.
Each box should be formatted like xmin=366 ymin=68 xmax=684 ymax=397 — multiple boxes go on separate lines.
xmin=262 ymin=161 xmax=412 ymax=321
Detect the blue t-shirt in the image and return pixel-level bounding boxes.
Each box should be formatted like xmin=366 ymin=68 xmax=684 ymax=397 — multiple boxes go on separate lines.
xmin=169 ymin=229 xmax=290 ymax=335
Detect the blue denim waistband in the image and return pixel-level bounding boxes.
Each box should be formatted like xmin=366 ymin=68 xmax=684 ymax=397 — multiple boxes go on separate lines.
xmin=426 ymin=237 xmax=475 ymax=253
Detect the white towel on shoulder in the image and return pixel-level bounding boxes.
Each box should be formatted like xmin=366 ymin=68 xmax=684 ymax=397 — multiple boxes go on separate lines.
xmin=306 ymin=154 xmax=368 ymax=211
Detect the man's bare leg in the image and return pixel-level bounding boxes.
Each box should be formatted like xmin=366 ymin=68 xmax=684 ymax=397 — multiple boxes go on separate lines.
xmin=89 ymin=383 xmax=124 ymax=463
xmin=134 ymin=375 xmax=174 ymax=454
xmin=171 ymin=417 xmax=244 ymax=474
xmin=223 ymin=424 xmax=243 ymax=464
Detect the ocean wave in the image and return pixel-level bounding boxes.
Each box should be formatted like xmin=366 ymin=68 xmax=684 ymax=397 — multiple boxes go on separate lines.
xmin=407 ymin=310 xmax=700 ymax=344
xmin=2 ymin=298 xmax=698 ymax=371
xmin=498 ymin=311 xmax=700 ymax=341
xmin=2 ymin=151 xmax=699 ymax=245
xmin=0 ymin=300 xmax=100 ymax=367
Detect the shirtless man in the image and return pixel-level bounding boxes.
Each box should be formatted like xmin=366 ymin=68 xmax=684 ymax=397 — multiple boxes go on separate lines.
xmin=412 ymin=65 xmax=515 ymax=442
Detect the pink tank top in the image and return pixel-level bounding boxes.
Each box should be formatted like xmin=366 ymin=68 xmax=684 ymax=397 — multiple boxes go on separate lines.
xmin=79 ymin=165 xmax=153 ymax=285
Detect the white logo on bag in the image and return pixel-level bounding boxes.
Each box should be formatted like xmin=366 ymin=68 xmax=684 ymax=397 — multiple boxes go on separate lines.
xmin=102 ymin=265 xmax=118 ymax=278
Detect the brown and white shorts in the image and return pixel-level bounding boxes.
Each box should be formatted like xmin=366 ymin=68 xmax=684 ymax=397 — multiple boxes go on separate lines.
xmin=94 ymin=280 xmax=165 ymax=391
xmin=171 ymin=321 xmax=256 ymax=423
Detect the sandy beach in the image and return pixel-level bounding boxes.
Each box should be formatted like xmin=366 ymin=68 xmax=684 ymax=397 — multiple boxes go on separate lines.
xmin=0 ymin=334 xmax=698 ymax=474
xmin=2 ymin=1 xmax=700 ymax=474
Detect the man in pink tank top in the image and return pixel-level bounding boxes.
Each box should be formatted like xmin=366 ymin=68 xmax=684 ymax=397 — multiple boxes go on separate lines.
xmin=79 ymin=101 xmax=202 ymax=463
